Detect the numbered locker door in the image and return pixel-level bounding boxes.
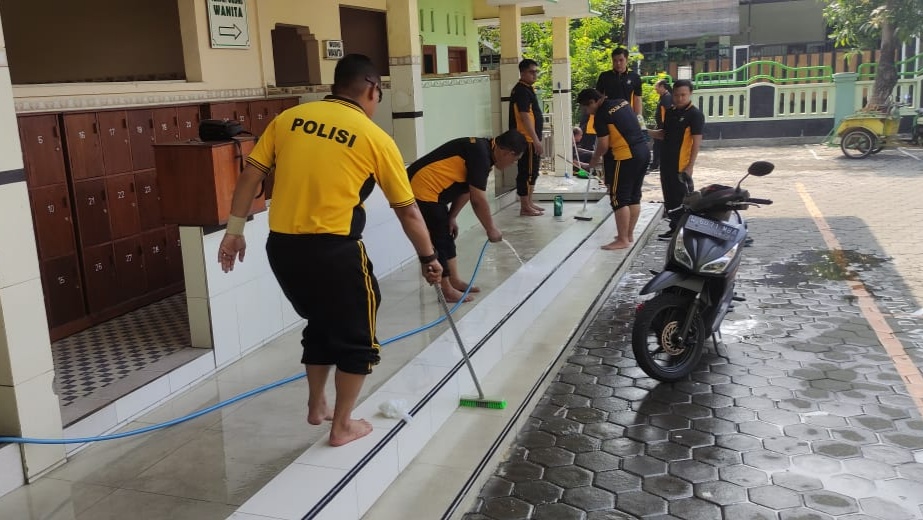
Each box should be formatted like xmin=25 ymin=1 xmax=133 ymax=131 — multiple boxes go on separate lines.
xmin=152 ymin=107 xmax=180 ymax=143
xmin=234 ymin=102 xmax=251 ymax=131
xmin=141 ymin=228 xmax=169 ymax=290
xmin=249 ymin=101 xmax=273 ymax=136
xmin=106 ymin=173 xmax=141 ymax=239
xmin=40 ymin=254 xmax=86 ymax=328
xmin=281 ymin=97 xmax=300 ymax=110
xmin=113 ymin=236 xmax=147 ymax=302
xmin=96 ymin=110 xmax=132 ymax=175
xmin=127 ymin=109 xmax=155 ymax=170
xmin=73 ymin=179 xmax=111 ymax=246
xmin=29 ymin=184 xmax=77 ymax=259
xmin=135 ymin=170 xmax=162 ymax=231
xmin=18 ymin=115 xmax=67 ymax=187
xmin=62 ymin=113 xmax=105 ymax=180
xmin=176 ymin=105 xmax=201 ymax=140
xmin=164 ymin=225 xmax=184 ymax=285
xmin=205 ymin=102 xmax=236 ymax=122
xmin=82 ymin=243 xmax=118 ymax=313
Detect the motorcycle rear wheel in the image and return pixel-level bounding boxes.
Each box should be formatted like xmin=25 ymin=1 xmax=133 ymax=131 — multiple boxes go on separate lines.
xmin=632 ymin=293 xmax=706 ymax=382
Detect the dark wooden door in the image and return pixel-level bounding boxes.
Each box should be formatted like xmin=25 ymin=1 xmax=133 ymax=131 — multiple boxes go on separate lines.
xmin=106 ymin=173 xmax=141 ymax=239
xmin=281 ymin=97 xmax=300 ymax=110
xmin=29 ymin=184 xmax=77 ymax=259
xmin=141 ymin=228 xmax=169 ymax=291
xmin=96 ymin=110 xmax=133 ymax=175
xmin=153 ymin=107 xmax=180 ymax=143
xmin=18 ymin=115 xmax=67 ymax=187
xmin=127 ymin=109 xmax=156 ymax=170
xmin=135 ymin=170 xmax=163 ymax=231
xmin=447 ymin=47 xmax=468 ymax=73
xmin=63 ymin=113 xmax=105 ymax=180
xmin=40 ymin=254 xmax=86 ymax=328
xmin=82 ymin=243 xmax=118 ymax=313
xmin=164 ymin=224 xmax=184 ymax=284
xmin=113 ymin=236 xmax=147 ymax=301
xmin=248 ymin=100 xmax=273 ymax=136
xmin=73 ymin=179 xmax=111 ymax=246
xmin=176 ymin=105 xmax=201 ymax=140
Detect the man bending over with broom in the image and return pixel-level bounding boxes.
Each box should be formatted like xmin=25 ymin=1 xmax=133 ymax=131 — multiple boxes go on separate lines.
xmin=408 ymin=130 xmax=527 ymax=302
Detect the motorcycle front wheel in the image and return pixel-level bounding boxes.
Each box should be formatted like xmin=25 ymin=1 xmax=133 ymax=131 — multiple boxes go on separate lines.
xmin=632 ymin=293 xmax=706 ymax=382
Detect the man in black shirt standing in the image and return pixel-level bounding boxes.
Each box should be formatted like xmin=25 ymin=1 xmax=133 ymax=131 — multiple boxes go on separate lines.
xmin=509 ymin=58 xmax=545 ymax=216
xmin=595 ymin=47 xmax=643 ymax=118
xmin=650 ymin=79 xmax=673 ymax=171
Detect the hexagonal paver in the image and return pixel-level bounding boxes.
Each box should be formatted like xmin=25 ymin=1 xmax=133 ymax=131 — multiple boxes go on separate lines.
xmin=857 ymin=496 xmax=917 ymax=520
xmin=791 ymin=454 xmax=843 ymax=475
xmin=722 ymin=503 xmax=779 ymax=520
xmin=483 ymin=496 xmax=534 ymax=520
xmin=670 ymin=429 xmax=715 ymax=448
xmin=668 ymin=496 xmax=722 ymax=520
xmin=803 ymin=490 xmax=859 ymax=515
xmin=556 ymin=434 xmax=601 ymax=453
xmin=749 ymin=485 xmax=802 ymax=509
xmin=622 ymin=455 xmax=668 ymax=477
xmin=625 ymin=424 xmax=669 ymax=443
xmin=860 ymin=444 xmax=915 ymax=465
xmin=779 ymin=507 xmax=834 ymax=520
xmin=647 ymin=441 xmax=692 ymax=462
xmin=615 ymin=490 xmax=668 ymax=517
xmin=572 ymin=451 xmax=621 ymax=472
xmin=764 ymin=437 xmax=811 ymax=456
xmin=783 ymin=424 xmax=831 ymax=441
xmin=742 ymin=449 xmax=791 ymax=471
xmin=585 ymin=511 xmax=636 ymax=520
xmin=812 ymin=440 xmax=861 ymax=459
xmin=551 ymin=393 xmax=593 ymax=409
xmin=716 ymin=433 xmax=763 ymax=452
xmin=497 ymin=461 xmax=544 ymax=482
xmin=881 ymin=432 xmax=923 ymax=450
xmin=650 ymin=414 xmax=692 ymax=431
xmin=672 ymin=403 xmax=712 ymax=420
xmin=669 ymin=459 xmax=718 ymax=483
xmin=694 ymin=480 xmax=747 ymax=506
xmin=543 ymin=465 xmax=593 ymax=488
xmin=511 ymin=480 xmax=563 ymax=505
xmin=739 ymin=421 xmax=784 ymax=439
xmin=595 ymin=470 xmax=641 ymax=493
xmin=583 ymin=422 xmax=624 ymax=440
xmin=539 ymin=418 xmax=583 ymax=436
xmin=567 ymin=407 xmax=609 ymax=424
xmin=693 ymin=446 xmax=742 ymax=467
xmin=714 ymin=406 xmax=757 ymax=423
xmin=720 ymin=464 xmax=770 ymax=487
xmin=591 ymin=397 xmax=630 ymax=413
xmin=479 ymin=477 xmax=514 ymax=499
xmin=518 ymin=430 xmax=556 ymax=449
xmin=601 ymin=437 xmax=643 ymax=457
xmin=842 ymin=457 xmax=897 ymax=480
xmin=562 ymin=486 xmax=615 ymax=511
xmin=691 ymin=417 xmax=737 ymax=435
xmin=533 ymin=502 xmax=586 ymax=520
xmin=528 ymin=446 xmax=576 ymax=467
xmin=643 ymin=474 xmax=693 ymax=499
xmin=825 ymin=473 xmax=876 ymax=498
xmin=771 ymin=471 xmax=823 ymax=492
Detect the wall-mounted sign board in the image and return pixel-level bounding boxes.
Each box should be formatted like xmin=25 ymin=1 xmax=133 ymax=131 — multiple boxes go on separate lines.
xmin=207 ymin=0 xmax=250 ymax=49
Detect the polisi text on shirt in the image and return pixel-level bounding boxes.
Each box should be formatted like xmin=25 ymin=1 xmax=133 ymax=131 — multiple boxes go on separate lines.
xmin=291 ymin=118 xmax=358 ymax=147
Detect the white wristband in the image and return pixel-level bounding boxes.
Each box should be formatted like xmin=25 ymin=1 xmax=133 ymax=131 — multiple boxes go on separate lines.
xmin=226 ymin=215 xmax=246 ymax=236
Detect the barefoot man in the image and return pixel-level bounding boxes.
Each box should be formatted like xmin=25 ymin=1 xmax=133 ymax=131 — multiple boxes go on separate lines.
xmin=408 ymin=130 xmax=526 ymax=302
xmin=577 ymin=88 xmax=649 ymax=250
xmin=218 ymin=54 xmax=442 ymax=446
xmin=509 ymin=58 xmax=546 ymax=216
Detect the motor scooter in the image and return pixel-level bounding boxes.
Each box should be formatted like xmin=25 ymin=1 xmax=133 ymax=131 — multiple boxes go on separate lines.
xmin=911 ymin=108 xmax=923 ymax=145
xmin=631 ymin=161 xmax=775 ymax=382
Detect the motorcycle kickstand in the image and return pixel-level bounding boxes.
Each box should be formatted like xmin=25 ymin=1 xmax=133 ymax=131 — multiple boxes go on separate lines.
xmin=713 ymin=330 xmax=730 ymax=360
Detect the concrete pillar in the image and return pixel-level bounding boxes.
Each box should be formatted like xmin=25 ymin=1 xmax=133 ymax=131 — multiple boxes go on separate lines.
xmin=497 ymin=5 xmax=522 ymax=192
xmin=551 ymin=17 xmax=572 ymax=177
xmin=832 ymin=72 xmax=858 ymax=128
xmin=0 ymin=17 xmax=66 ymax=480
xmin=387 ymin=0 xmax=426 ymax=162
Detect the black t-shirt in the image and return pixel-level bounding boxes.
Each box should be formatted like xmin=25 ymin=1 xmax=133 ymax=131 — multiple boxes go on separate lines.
xmin=595 ymin=70 xmax=643 ymax=108
xmin=655 ymin=92 xmax=673 ymax=129
xmin=509 ymin=81 xmax=544 ymax=142
xmin=408 ymin=137 xmax=493 ymax=204
xmin=592 ymin=99 xmax=647 ymax=161
xmin=661 ymin=103 xmax=705 ymax=172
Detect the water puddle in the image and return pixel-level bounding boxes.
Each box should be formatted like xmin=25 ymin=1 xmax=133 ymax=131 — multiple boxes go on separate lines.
xmin=752 ymin=249 xmax=888 ymax=288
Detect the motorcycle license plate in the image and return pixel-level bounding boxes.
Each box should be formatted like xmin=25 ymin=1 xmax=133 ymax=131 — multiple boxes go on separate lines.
xmin=685 ymin=214 xmax=737 ymax=241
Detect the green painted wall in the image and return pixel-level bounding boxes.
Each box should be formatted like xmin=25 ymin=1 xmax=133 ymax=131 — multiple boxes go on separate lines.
xmin=418 ymin=0 xmax=479 ymax=73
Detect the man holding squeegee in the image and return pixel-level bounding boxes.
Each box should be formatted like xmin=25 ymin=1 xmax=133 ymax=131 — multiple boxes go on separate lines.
xmin=577 ymin=88 xmax=649 ymax=250
xmin=407 ymin=130 xmax=527 ymax=302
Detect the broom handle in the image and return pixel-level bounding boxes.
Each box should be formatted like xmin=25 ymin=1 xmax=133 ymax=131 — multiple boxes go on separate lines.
xmin=434 ymin=285 xmax=485 ymax=400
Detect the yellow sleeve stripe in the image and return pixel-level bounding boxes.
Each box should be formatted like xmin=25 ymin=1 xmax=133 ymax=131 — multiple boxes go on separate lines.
xmin=246 ymin=157 xmax=271 ymax=174
xmin=390 ymin=199 xmax=416 ymax=208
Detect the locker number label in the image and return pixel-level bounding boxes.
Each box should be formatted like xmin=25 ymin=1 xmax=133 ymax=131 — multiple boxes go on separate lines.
xmin=143 ymin=185 xmax=152 ymax=194
xmin=87 ymin=196 xmax=96 ymax=206
xmin=37 ymin=135 xmax=44 ymax=144
xmin=57 ymin=276 xmax=66 ymax=285
xmin=109 ymin=128 xmax=116 ymax=136
xmin=78 ymin=131 xmax=86 ymax=139
xmin=117 ymin=190 xmax=126 ymax=199
xmin=46 ymin=204 xmax=55 ymax=214
xmin=94 ymin=262 xmax=103 ymax=272
xmin=125 ymin=253 xmax=133 ymax=263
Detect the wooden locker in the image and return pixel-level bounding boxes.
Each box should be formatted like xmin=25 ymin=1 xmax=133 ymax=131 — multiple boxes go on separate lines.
xmin=141 ymin=228 xmax=169 ymax=290
xmin=82 ymin=242 xmax=118 ymax=313
xmin=234 ymin=102 xmax=251 ymax=131
xmin=281 ymin=97 xmax=300 ymax=110
xmin=164 ymin=224 xmax=184 ymax=284
xmin=204 ymin=102 xmax=236 ymax=121
xmin=153 ymin=107 xmax=180 ymax=143
xmin=18 ymin=115 xmax=67 ymax=187
xmin=96 ymin=110 xmax=133 ymax=175
xmin=29 ymin=184 xmax=77 ymax=259
xmin=113 ymin=236 xmax=147 ymax=302
xmin=135 ymin=169 xmax=163 ymax=231
xmin=127 ymin=109 xmax=156 ymax=170
xmin=248 ymin=100 xmax=278 ymax=136
xmin=73 ymin=178 xmax=111 ymax=246
xmin=40 ymin=254 xmax=86 ymax=328
xmin=62 ymin=112 xmax=105 ymax=180
xmin=106 ymin=173 xmax=141 ymax=239
xmin=176 ymin=105 xmax=201 ymax=140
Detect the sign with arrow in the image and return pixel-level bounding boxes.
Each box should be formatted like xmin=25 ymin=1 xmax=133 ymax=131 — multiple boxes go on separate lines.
xmin=206 ymin=0 xmax=250 ymax=49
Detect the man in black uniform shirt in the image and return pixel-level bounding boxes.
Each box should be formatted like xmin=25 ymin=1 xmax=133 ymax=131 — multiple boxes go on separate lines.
xmin=577 ymin=88 xmax=648 ymax=250
xmin=408 ymin=130 xmax=527 ymax=302
xmin=595 ymin=47 xmax=644 ymax=118
xmin=509 ymin=58 xmax=545 ymax=216
xmin=650 ymin=79 xmax=673 ymax=171
xmin=649 ymin=79 xmax=705 ymax=238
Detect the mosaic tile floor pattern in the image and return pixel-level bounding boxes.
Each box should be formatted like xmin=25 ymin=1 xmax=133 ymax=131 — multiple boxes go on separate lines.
xmin=51 ymin=293 xmax=191 ymax=406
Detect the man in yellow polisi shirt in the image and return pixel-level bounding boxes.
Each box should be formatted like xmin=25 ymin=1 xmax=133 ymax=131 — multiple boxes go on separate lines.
xmin=217 ymin=54 xmax=442 ymax=447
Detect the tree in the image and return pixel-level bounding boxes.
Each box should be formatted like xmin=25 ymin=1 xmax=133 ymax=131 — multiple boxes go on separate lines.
xmin=823 ymin=0 xmax=923 ymax=107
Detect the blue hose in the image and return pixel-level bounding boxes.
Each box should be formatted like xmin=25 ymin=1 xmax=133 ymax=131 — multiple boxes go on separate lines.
xmin=0 ymin=241 xmax=492 ymax=445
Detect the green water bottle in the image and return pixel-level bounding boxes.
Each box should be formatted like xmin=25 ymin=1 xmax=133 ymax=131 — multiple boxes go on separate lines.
xmin=553 ymin=195 xmax=563 ymax=217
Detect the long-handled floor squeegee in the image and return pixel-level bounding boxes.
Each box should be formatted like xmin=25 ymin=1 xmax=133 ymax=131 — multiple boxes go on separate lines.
xmin=434 ymin=285 xmax=507 ymax=409
xmin=555 ymin=153 xmax=595 ymax=222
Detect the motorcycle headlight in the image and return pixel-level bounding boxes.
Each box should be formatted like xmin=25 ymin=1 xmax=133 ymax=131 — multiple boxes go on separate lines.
xmin=672 ymin=229 xmax=693 ymax=269
xmin=701 ymin=244 xmax=740 ymax=273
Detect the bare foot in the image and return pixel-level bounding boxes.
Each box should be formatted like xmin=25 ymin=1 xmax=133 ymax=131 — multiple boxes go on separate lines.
xmin=450 ymin=280 xmax=480 ymax=293
xmin=520 ymin=208 xmax=542 ymax=216
xmin=614 ymin=235 xmax=634 ymax=243
xmin=601 ymin=239 xmax=631 ymax=250
xmin=531 ymin=204 xmax=545 ymax=213
xmin=443 ymin=286 xmax=475 ymax=302
xmin=307 ymin=399 xmax=334 ymax=425
xmin=329 ymin=418 xmax=373 ymax=447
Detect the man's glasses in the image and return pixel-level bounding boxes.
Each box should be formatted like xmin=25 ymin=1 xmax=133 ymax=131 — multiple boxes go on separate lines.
xmin=526 ymin=69 xmax=540 ymax=75
xmin=365 ymin=77 xmax=383 ymax=103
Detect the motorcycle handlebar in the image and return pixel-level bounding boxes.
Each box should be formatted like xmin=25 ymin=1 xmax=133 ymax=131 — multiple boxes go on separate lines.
xmin=746 ymin=198 xmax=774 ymax=205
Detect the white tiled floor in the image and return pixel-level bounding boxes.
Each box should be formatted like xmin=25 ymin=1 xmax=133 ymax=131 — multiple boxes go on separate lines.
xmin=0 ymin=174 xmax=664 ymax=520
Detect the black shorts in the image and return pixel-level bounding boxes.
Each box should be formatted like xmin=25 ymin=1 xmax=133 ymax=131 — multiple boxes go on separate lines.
xmin=516 ymin=141 xmax=540 ymax=196
xmin=417 ymin=200 xmax=455 ymax=277
xmin=604 ymin=153 xmax=645 ymax=210
xmin=266 ymin=232 xmax=381 ymax=375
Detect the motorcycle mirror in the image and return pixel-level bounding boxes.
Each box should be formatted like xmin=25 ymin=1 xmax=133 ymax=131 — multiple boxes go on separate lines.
xmin=747 ymin=161 xmax=775 ymax=177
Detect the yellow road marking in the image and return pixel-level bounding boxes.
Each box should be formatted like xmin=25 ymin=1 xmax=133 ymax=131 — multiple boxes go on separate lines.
xmin=796 ymin=182 xmax=923 ymax=415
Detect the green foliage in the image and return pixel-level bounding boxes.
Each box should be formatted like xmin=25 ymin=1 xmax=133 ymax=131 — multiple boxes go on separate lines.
xmin=823 ymin=0 xmax=923 ymax=49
